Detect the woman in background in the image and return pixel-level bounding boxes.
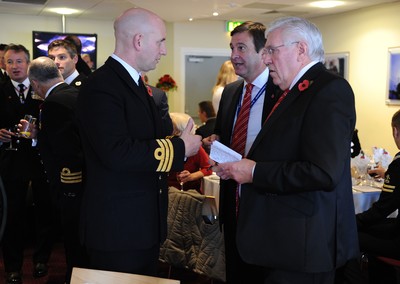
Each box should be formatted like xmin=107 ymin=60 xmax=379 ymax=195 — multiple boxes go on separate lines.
xmin=211 ymin=60 xmax=237 ymax=113
xmin=168 ymin=112 xmax=212 ymax=192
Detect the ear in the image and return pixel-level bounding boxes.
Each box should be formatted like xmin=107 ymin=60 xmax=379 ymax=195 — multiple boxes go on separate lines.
xmin=393 ymin=126 xmax=399 ymax=139
xmin=297 ymin=41 xmax=307 ymax=59
xmin=133 ymin=33 xmax=143 ymax=50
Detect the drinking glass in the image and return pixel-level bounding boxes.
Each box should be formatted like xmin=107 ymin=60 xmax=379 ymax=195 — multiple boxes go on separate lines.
xmin=6 ymin=125 xmax=19 ymax=151
xmin=176 ymin=173 xmax=184 ymax=191
xmin=20 ymin=114 xmax=37 ymax=138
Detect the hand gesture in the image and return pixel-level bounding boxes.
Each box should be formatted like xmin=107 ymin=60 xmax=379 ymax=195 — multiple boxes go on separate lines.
xmin=180 ymin=118 xmax=202 ymax=157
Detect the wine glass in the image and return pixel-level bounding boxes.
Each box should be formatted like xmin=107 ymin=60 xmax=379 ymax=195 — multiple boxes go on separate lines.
xmin=6 ymin=125 xmax=19 ymax=151
xmin=176 ymin=173 xmax=184 ymax=191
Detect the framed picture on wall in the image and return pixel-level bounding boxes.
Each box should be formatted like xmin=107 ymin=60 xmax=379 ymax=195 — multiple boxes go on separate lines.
xmin=324 ymin=52 xmax=349 ymax=80
xmin=386 ymin=47 xmax=400 ymax=105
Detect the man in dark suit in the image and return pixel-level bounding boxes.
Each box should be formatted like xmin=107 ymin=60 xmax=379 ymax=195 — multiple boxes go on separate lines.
xmin=76 ymin=7 xmax=201 ymax=276
xmin=203 ymin=21 xmax=280 ymax=283
xmin=27 ymin=56 xmax=89 ymax=284
xmin=48 ymin=39 xmax=86 ymax=90
xmin=0 ymin=44 xmax=9 ymax=84
xmin=0 ymin=44 xmax=53 ymax=284
xmin=214 ymin=17 xmax=359 ymax=283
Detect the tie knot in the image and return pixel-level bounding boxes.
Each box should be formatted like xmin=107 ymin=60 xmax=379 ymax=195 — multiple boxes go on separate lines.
xmin=18 ymin=84 xmax=25 ymax=93
xmin=245 ymin=83 xmax=254 ymax=94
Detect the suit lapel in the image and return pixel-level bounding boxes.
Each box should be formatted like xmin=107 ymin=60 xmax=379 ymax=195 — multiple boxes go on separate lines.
xmin=248 ymin=63 xmax=325 ymax=157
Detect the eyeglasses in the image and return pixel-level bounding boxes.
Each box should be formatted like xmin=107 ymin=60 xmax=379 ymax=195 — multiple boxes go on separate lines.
xmin=265 ymin=41 xmax=299 ymax=55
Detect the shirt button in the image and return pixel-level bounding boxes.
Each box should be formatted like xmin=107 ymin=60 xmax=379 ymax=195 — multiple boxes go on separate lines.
xmin=158 ymin=175 xmax=162 ymax=180
xmin=159 ymin=189 xmax=162 ymax=194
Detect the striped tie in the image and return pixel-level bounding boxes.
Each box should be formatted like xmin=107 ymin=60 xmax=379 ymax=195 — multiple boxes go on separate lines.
xmin=230 ymin=83 xmax=253 ymax=217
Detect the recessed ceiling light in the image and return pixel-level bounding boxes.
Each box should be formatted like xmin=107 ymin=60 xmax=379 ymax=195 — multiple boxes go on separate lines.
xmin=48 ymin=7 xmax=79 ymax=15
xmin=310 ymin=1 xmax=345 ymax=8
xmin=189 ymin=18 xmax=193 ymax=21
xmin=213 ymin=12 xmax=219 ymax=16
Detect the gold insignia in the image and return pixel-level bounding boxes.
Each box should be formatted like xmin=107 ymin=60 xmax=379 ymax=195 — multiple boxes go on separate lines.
xmin=75 ymin=81 xmax=82 ymax=86
xmin=60 ymin=167 xmax=82 ymax=184
xmin=154 ymin=139 xmax=174 ymax=172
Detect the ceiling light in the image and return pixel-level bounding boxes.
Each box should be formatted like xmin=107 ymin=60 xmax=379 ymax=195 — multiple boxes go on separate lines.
xmin=213 ymin=12 xmax=219 ymax=16
xmin=310 ymin=1 xmax=345 ymax=8
xmin=189 ymin=17 xmax=193 ymax=21
xmin=48 ymin=7 xmax=79 ymax=15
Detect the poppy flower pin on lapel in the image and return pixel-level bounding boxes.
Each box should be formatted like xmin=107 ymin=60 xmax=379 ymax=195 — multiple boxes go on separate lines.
xmin=298 ymin=80 xmax=313 ymax=92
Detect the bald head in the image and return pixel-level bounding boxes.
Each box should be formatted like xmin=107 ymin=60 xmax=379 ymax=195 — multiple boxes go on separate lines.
xmin=113 ymin=7 xmax=167 ymax=73
xmin=28 ymin=56 xmax=63 ymax=98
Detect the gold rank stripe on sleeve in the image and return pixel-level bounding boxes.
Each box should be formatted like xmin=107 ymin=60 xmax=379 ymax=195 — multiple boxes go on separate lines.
xmin=382 ymin=184 xmax=395 ymax=193
xmin=155 ymin=139 xmax=174 ymax=172
xmin=60 ymin=168 xmax=83 ymax=184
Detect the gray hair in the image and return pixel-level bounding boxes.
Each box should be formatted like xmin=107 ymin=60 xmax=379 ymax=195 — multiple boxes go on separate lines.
xmin=266 ymin=17 xmax=324 ymax=62
xmin=28 ymin=56 xmax=62 ymax=83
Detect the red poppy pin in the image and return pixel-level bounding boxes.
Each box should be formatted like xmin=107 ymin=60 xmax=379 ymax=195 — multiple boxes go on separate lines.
xmin=146 ymin=86 xmax=153 ymax=96
xmin=298 ymin=80 xmax=312 ymax=92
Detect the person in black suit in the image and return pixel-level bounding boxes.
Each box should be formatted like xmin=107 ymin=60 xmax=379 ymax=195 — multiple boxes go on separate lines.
xmin=142 ymin=74 xmax=173 ymax=136
xmin=0 ymin=44 xmax=53 ymax=284
xmin=196 ymin=100 xmax=216 ymax=139
xmin=0 ymin=44 xmax=9 ymax=84
xmin=27 ymin=56 xmax=89 ymax=284
xmin=63 ymin=35 xmax=92 ymax=77
xmin=48 ymin=39 xmax=86 ymax=90
xmin=213 ymin=17 xmax=359 ymax=284
xmin=76 ymin=7 xmax=201 ymax=276
xmin=203 ymin=21 xmax=280 ymax=284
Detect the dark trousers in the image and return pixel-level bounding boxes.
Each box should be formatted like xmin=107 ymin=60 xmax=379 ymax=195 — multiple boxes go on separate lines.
xmin=58 ymin=193 xmax=89 ymax=283
xmin=87 ymin=245 xmax=160 ymax=277
xmin=264 ymin=269 xmax=335 ymax=284
xmin=223 ymin=191 xmax=264 ymax=284
xmin=2 ymin=177 xmax=53 ymax=272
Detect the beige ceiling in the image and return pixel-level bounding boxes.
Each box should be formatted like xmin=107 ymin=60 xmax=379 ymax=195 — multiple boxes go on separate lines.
xmin=0 ymin=0 xmax=399 ymax=23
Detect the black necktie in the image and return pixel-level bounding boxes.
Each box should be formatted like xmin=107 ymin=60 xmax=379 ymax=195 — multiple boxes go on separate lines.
xmin=18 ymin=83 xmax=25 ymax=104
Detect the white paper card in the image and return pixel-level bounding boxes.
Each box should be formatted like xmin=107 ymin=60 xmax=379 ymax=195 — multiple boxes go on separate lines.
xmin=210 ymin=141 xmax=242 ymax=163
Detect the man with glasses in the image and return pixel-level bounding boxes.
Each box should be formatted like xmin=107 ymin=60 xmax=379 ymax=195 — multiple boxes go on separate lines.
xmin=213 ymin=17 xmax=358 ymax=284
xmin=203 ymin=21 xmax=279 ymax=283
xmin=0 ymin=44 xmax=53 ymax=284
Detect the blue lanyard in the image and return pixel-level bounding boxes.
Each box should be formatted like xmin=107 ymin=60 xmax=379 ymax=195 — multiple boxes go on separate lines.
xmin=236 ymin=83 xmax=267 ymax=117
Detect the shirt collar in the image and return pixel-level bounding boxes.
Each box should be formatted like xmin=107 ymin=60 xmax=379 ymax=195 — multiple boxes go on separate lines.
xmin=289 ymin=61 xmax=318 ymax=90
xmin=11 ymin=77 xmax=30 ymax=90
xmin=64 ymin=69 xmax=79 ymax=85
xmin=245 ymin=67 xmax=269 ymax=91
xmin=111 ymin=54 xmax=141 ymax=85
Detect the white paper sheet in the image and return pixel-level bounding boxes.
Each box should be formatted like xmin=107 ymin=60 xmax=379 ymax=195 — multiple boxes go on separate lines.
xmin=209 ymin=141 xmax=242 ymax=163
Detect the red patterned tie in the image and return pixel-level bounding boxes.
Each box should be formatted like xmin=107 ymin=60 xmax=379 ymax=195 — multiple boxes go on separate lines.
xmin=230 ymin=83 xmax=253 ymax=217
xmin=264 ymin=89 xmax=289 ymax=123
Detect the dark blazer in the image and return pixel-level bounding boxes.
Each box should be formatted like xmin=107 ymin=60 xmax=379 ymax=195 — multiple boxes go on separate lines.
xmin=235 ymin=63 xmax=359 ymax=272
xmin=37 ymin=83 xmax=83 ymax=195
xmin=214 ymin=77 xmax=280 ymax=228
xmin=148 ymin=85 xmax=173 ymax=136
xmin=76 ymin=57 xmax=186 ymax=252
xmin=196 ymin=117 xmax=216 ymax=139
xmin=0 ymin=80 xmax=44 ymax=179
xmin=70 ymin=73 xmax=87 ymax=91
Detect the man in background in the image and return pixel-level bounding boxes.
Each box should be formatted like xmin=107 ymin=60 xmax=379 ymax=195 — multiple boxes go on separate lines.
xmin=48 ymin=39 xmax=86 ymax=90
xmin=196 ymin=100 xmax=216 ymax=139
xmin=0 ymin=44 xmax=8 ymax=84
xmin=64 ymin=35 xmax=92 ymax=77
xmin=27 ymin=56 xmax=89 ymax=284
xmin=77 ymin=7 xmax=201 ymax=275
xmin=0 ymin=44 xmax=52 ymax=284
xmin=203 ymin=21 xmax=279 ymax=283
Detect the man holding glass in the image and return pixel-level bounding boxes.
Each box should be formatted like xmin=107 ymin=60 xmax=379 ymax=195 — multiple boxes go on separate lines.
xmin=0 ymin=44 xmax=52 ymax=284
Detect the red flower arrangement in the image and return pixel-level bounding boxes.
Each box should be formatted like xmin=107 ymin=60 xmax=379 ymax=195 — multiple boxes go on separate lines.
xmin=156 ymin=74 xmax=178 ymax=92
xmin=298 ymin=80 xmax=312 ymax=92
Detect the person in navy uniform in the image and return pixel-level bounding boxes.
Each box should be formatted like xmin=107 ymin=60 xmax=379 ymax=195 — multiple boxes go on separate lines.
xmin=76 ymin=7 xmax=201 ymax=275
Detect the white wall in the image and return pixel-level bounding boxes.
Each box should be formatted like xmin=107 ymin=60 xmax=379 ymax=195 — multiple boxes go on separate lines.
xmin=1 ymin=2 xmax=400 ymax=156
xmin=313 ymin=2 xmax=400 ymax=157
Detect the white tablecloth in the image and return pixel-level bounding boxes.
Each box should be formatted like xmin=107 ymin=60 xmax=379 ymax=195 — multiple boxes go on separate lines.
xmin=202 ymin=174 xmax=220 ymax=211
xmin=202 ymin=175 xmax=389 ymax=215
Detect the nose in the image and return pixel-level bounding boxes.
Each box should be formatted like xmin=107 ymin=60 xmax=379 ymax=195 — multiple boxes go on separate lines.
xmin=263 ymin=52 xmax=272 ymax=66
